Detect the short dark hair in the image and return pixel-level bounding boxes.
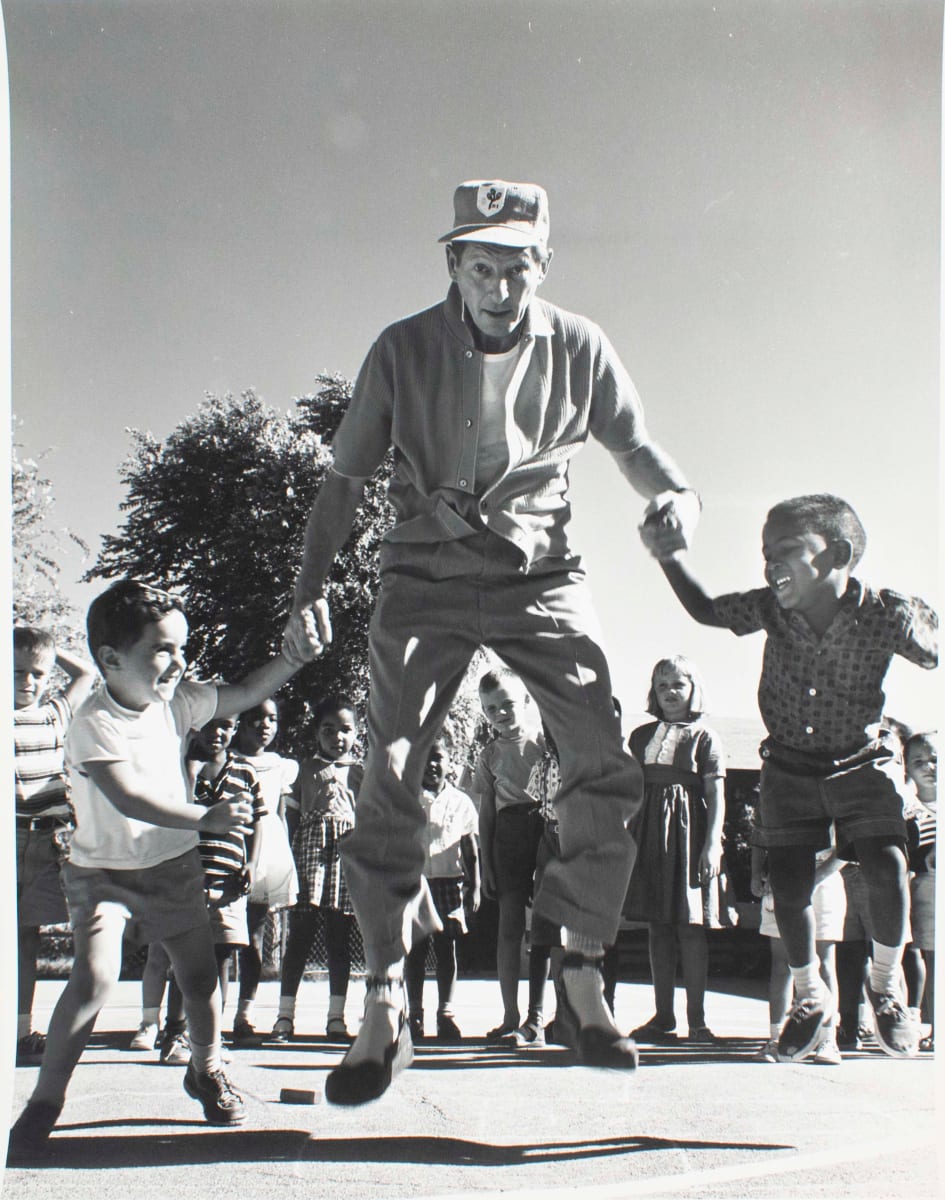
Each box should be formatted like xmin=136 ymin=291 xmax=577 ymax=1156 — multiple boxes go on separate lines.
xmin=13 ymin=626 xmax=56 ymax=658
xmin=86 ymin=580 xmax=185 ymax=670
xmin=766 ymin=494 xmax=867 ymax=568
xmin=312 ymin=691 xmax=357 ymax=726
xmin=904 ymin=730 xmax=937 ymax=758
xmin=478 ymin=665 xmax=521 ymax=694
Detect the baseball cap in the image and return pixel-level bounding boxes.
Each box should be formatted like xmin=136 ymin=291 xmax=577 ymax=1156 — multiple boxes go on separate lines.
xmin=437 ymin=180 xmax=550 ymax=248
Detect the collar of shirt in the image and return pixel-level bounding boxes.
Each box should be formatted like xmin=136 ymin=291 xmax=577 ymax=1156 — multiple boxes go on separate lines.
xmin=441 ymin=282 xmax=554 ymax=350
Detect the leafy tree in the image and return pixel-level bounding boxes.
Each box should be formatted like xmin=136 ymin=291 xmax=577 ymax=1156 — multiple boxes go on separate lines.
xmin=12 ymin=428 xmax=88 ymax=645
xmin=88 ymin=376 xmax=489 ymax=763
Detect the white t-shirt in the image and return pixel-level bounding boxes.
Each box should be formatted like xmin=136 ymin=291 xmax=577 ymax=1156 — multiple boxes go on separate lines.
xmin=65 ymin=679 xmax=218 ymax=870
xmin=422 ymin=782 xmax=479 ymax=878
xmin=475 ymin=341 xmax=534 ymax=490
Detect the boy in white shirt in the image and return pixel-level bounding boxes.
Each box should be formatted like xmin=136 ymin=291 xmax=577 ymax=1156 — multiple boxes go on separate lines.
xmin=9 ymin=579 xmax=319 ymax=1153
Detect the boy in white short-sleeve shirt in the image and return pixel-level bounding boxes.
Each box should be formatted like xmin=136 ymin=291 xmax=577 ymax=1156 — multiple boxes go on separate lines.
xmin=9 ymin=579 xmax=319 ymax=1155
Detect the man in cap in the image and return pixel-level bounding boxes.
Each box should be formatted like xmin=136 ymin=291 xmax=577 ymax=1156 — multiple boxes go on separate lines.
xmin=284 ymin=179 xmax=701 ymax=1104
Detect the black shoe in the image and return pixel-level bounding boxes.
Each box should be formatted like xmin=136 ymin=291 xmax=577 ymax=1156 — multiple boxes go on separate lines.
xmin=629 ymin=1018 xmax=678 ymax=1044
xmin=230 ymin=1019 xmax=261 ymax=1047
xmin=557 ymin=953 xmax=638 ymax=1070
xmin=183 ymin=1063 xmax=245 ymax=1125
xmin=324 ymin=977 xmax=414 ymax=1107
xmin=15 ymin=1032 xmax=47 ymax=1066
xmin=436 ymin=1013 xmax=462 ymax=1042
xmin=8 ymin=1099 xmax=63 ymax=1155
xmin=408 ymin=1013 xmax=425 ymax=1042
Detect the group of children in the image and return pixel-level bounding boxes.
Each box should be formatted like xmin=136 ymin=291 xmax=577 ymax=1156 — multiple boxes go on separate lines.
xmin=9 ymin=489 xmax=939 ymax=1151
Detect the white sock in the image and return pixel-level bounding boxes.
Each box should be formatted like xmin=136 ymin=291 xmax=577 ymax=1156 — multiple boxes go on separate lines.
xmin=277 ymin=996 xmax=297 ymax=1020
xmin=142 ymin=1006 xmax=160 ymax=1026
xmin=236 ymin=998 xmax=253 ymax=1022
xmin=563 ymin=928 xmax=604 ymax=958
xmin=769 ymin=1022 xmax=781 ymax=1040
xmin=190 ymin=1038 xmax=222 ymax=1075
xmin=789 ymin=961 xmax=823 ymax=1002
xmin=327 ymin=994 xmax=346 ymax=1020
xmin=869 ymin=941 xmax=904 ymax=994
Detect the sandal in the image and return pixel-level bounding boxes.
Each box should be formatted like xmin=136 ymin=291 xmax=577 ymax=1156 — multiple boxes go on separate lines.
xmin=324 ymin=976 xmax=414 ymax=1106
xmin=325 ymin=1017 xmax=353 ymax=1041
xmin=557 ymin=952 xmax=639 ymax=1070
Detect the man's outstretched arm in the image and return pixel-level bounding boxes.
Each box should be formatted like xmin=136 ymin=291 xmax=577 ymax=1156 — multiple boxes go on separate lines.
xmin=282 ymin=468 xmax=368 ymax=661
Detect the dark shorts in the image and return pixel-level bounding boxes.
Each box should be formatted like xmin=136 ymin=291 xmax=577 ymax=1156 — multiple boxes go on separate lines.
xmin=63 ymin=848 xmax=210 ymax=947
xmin=428 ymin=875 xmax=467 ymax=939
xmin=530 ymin=823 xmax=563 ymax=946
xmin=754 ymin=738 xmax=910 ymax=858
xmin=493 ymin=804 xmax=543 ymax=899
xmin=16 ymin=825 xmax=70 ymax=927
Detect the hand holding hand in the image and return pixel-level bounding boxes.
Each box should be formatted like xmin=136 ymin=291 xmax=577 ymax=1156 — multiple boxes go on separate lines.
xmin=639 ymin=489 xmax=701 ymax=560
xmin=282 ymin=598 xmax=333 ymax=667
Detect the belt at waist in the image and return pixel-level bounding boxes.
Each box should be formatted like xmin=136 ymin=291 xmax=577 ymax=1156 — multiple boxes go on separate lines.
xmin=16 ymin=814 xmax=73 ymax=832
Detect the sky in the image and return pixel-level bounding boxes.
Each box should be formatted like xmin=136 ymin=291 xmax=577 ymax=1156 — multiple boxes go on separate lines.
xmin=3 ymin=0 xmax=941 ymax=729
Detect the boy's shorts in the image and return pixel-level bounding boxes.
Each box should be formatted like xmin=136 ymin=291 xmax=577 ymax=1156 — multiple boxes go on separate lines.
xmin=909 ymin=872 xmax=935 ymax=951
xmin=493 ymin=804 xmax=543 ymax=899
xmin=759 ymin=870 xmax=846 ymax=942
xmin=755 ymin=738 xmax=910 ymax=857
xmin=427 ymin=875 xmax=467 ymax=939
xmin=206 ymin=884 xmax=250 ymax=946
xmin=16 ymin=824 xmax=70 ymax=927
xmin=62 ymin=848 xmax=209 ymax=947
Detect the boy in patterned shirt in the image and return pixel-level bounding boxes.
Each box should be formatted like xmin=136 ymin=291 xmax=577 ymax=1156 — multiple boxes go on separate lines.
xmin=641 ymin=493 xmax=937 ymax=1062
xmin=13 ymin=627 xmax=96 ymax=1064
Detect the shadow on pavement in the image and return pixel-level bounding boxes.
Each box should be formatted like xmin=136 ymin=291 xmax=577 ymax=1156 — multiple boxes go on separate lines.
xmin=8 ymin=1128 xmax=792 ymax=1170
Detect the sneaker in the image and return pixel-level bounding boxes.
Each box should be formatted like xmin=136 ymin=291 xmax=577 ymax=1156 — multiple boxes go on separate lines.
xmin=685 ymin=1025 xmax=720 ymax=1044
xmin=436 ymin=1013 xmax=463 ymax=1042
xmin=183 ymin=1062 xmax=245 ymax=1125
xmin=754 ymin=1038 xmax=780 ymax=1063
xmin=503 ymin=1020 xmax=545 ymax=1048
xmin=15 ymin=1031 xmax=47 ymax=1066
xmin=8 ymin=1099 xmax=63 ymax=1154
xmin=269 ymin=1017 xmax=294 ymax=1043
xmin=777 ymin=994 xmax=834 ymax=1062
xmin=812 ymin=1034 xmax=842 ymax=1065
xmin=129 ymin=1022 xmax=160 ymax=1052
xmin=160 ymin=1029 xmax=191 ymax=1065
xmin=866 ymin=984 xmax=920 ymax=1058
xmin=326 ymin=1017 xmax=353 ymax=1041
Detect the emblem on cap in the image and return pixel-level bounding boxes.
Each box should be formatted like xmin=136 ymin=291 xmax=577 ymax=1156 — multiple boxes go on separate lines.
xmin=477 ymin=184 xmax=507 ymax=217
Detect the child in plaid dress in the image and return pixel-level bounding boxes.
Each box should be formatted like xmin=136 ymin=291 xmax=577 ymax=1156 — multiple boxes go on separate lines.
xmin=271 ymin=693 xmax=363 ymax=1041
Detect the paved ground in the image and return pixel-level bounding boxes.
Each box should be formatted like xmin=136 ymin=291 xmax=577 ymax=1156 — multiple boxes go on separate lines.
xmin=2 ymin=978 xmax=941 ymax=1199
